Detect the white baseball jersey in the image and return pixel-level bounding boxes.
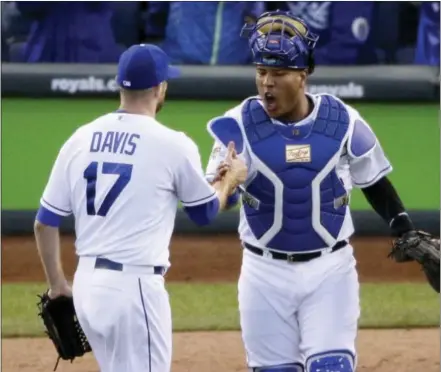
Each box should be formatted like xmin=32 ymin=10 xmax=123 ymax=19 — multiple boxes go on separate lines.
xmin=39 ymin=112 xmax=216 ymax=267
xmin=206 ymin=93 xmax=392 ymax=249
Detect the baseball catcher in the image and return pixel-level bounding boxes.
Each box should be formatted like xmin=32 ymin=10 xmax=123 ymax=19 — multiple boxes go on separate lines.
xmin=37 ymin=292 xmax=91 ymax=370
xmin=204 ymin=9 xmax=439 ymax=372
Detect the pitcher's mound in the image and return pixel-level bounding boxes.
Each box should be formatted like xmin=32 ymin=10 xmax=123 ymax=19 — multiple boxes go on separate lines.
xmin=2 ymin=329 xmax=439 ymax=372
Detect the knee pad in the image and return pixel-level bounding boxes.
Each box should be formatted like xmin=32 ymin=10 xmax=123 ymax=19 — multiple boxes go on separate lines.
xmin=305 ymin=350 xmax=355 ymax=372
xmin=251 ymin=363 xmax=304 ymax=372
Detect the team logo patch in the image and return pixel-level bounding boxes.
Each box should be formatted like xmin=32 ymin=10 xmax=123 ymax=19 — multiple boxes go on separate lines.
xmin=285 ymin=144 xmax=311 ymax=163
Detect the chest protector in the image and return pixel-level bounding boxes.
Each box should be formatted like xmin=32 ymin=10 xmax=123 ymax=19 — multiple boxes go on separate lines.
xmin=241 ymin=95 xmax=350 ymax=252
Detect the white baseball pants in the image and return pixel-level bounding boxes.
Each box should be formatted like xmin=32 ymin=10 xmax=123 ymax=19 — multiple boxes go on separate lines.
xmin=72 ymin=257 xmax=172 ymax=372
xmin=238 ymin=244 xmax=360 ymax=369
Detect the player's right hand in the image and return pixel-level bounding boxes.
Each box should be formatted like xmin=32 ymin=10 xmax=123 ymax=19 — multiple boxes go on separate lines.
xmin=214 ymin=162 xmax=230 ymax=182
xmin=225 ymin=141 xmax=248 ymax=186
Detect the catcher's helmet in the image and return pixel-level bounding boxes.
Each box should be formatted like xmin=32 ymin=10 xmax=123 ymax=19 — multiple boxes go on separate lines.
xmin=241 ymin=10 xmax=319 ymax=74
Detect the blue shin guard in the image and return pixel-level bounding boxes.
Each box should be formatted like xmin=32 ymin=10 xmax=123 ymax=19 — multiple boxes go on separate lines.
xmin=306 ymin=350 xmax=355 ymax=372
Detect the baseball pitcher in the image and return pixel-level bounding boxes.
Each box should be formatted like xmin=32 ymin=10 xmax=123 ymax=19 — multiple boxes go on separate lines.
xmin=206 ymin=11 xmax=439 ymax=372
xmin=34 ymin=44 xmax=247 ymax=372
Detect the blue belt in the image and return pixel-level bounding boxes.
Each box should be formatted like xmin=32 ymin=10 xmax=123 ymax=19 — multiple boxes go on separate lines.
xmin=243 ymin=240 xmax=348 ymax=263
xmin=95 ymin=257 xmax=165 ymax=275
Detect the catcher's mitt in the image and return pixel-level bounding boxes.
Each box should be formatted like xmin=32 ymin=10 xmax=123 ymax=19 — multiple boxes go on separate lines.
xmin=37 ymin=292 xmax=91 ymax=370
xmin=389 ymin=230 xmax=440 ymax=293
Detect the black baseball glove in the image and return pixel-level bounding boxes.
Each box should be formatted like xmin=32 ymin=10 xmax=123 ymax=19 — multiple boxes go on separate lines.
xmin=389 ymin=230 xmax=440 ymax=293
xmin=37 ymin=292 xmax=91 ymax=370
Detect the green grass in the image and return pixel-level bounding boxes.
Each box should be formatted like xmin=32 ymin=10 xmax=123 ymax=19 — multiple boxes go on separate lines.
xmin=2 ymin=98 xmax=439 ymax=209
xmin=2 ymin=282 xmax=438 ymax=337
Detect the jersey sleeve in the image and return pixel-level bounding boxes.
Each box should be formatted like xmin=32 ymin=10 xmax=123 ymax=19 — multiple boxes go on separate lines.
xmin=205 ymin=102 xmax=251 ymax=182
xmin=347 ymin=116 xmax=393 ymax=188
xmin=205 ymin=141 xmax=244 ymax=209
xmin=39 ymin=138 xmax=74 ymax=217
xmin=205 ymin=141 xmax=229 ymax=182
xmin=175 ymin=135 xmax=217 ymax=207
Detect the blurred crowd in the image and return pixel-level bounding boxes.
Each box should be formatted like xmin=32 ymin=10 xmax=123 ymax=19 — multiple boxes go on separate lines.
xmin=1 ymin=1 xmax=439 ymax=66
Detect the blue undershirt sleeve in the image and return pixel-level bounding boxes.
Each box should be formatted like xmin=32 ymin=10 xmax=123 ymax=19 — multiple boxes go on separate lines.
xmin=183 ymin=197 xmax=220 ymax=226
xmin=35 ymin=205 xmax=63 ymax=227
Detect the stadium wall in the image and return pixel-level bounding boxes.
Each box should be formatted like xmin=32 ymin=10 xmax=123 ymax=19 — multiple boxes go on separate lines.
xmin=2 ymin=210 xmax=440 ymax=237
xmin=2 ymin=63 xmax=439 ymax=101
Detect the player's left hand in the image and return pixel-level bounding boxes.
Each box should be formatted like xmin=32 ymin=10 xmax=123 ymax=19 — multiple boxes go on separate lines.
xmin=389 ymin=230 xmax=440 ymax=293
xmin=48 ymin=281 xmax=73 ymax=299
xmin=37 ymin=290 xmax=91 ymax=370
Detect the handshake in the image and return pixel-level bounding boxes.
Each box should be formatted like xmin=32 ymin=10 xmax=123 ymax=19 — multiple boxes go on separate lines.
xmin=212 ymin=141 xmax=248 ymax=195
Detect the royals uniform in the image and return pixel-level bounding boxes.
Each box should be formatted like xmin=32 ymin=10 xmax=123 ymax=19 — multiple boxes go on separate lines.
xmin=37 ymin=44 xmax=223 ymax=372
xmin=37 ymin=110 xmax=218 ymax=372
xmin=206 ymin=93 xmax=392 ymax=370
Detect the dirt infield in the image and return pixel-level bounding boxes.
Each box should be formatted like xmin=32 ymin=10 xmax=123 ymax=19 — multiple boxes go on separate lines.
xmin=2 ymin=234 xmax=437 ymax=372
xmin=1 ymin=234 xmax=427 ymax=282
xmin=2 ymin=330 xmax=440 ymax=372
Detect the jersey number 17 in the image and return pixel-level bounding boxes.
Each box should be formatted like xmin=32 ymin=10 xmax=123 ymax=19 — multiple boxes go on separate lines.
xmin=83 ymin=161 xmax=133 ymax=217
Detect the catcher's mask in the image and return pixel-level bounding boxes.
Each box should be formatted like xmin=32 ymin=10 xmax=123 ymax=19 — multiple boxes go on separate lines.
xmin=241 ymin=10 xmax=319 ymax=74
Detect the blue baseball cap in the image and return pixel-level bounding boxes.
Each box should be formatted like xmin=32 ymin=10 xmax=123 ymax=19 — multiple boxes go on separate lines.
xmin=116 ymin=44 xmax=180 ymax=90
